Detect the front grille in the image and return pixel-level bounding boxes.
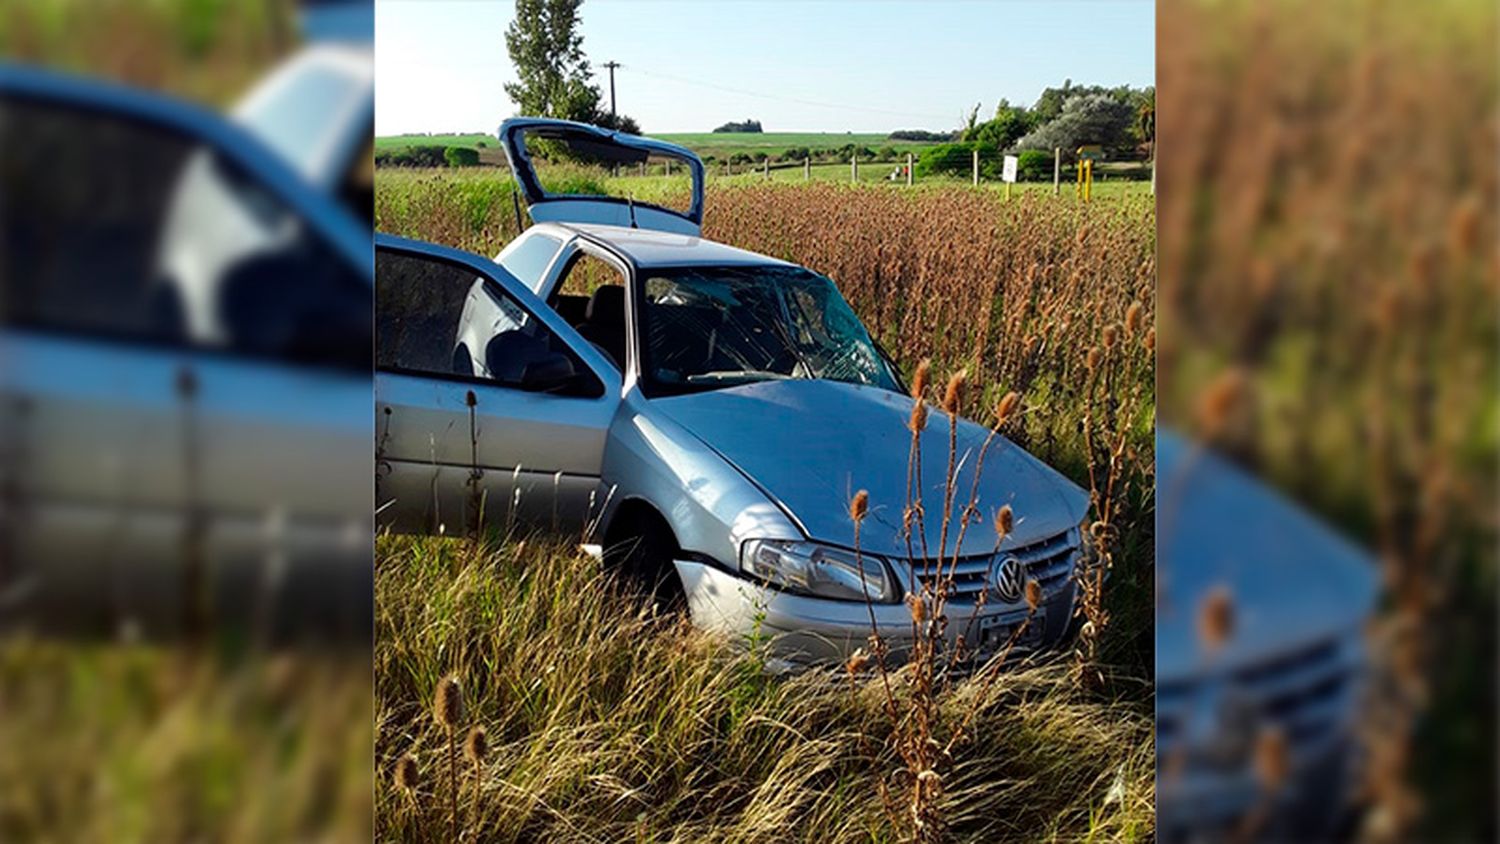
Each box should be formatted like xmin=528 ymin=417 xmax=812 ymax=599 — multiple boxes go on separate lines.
xmin=913 ymin=529 xmax=1079 ymax=603
xmin=1157 ymin=635 xmax=1354 ymax=773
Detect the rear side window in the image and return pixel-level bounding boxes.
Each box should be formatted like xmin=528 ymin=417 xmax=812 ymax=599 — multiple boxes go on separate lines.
xmin=0 ymin=94 xmax=369 ymax=371
xmin=495 ymin=233 xmax=561 ymax=293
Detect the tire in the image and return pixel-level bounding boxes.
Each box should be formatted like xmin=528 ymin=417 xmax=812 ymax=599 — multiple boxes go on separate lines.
xmin=604 ymin=515 xmax=685 ymax=613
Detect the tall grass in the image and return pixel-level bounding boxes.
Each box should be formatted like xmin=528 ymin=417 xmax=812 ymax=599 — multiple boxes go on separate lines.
xmin=1158 ymin=0 xmax=1496 ymax=837
xmin=1 ymin=0 xmax=295 ymax=106
xmin=0 ymin=640 xmax=373 ymax=841
xmin=375 ymin=535 xmax=1154 ymax=842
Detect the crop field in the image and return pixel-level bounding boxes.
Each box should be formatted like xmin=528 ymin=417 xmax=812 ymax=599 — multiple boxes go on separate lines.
xmin=375 ymin=167 xmax=1157 ymax=840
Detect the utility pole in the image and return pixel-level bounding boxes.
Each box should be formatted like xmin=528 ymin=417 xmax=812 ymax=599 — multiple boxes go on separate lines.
xmin=602 ymin=60 xmax=620 ymax=122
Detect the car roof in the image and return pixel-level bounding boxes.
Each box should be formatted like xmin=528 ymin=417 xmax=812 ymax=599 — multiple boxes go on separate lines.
xmin=538 ymin=222 xmax=794 ymax=270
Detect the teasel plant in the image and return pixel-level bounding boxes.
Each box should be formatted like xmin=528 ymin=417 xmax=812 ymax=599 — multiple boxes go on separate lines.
xmin=1074 ymin=301 xmax=1153 ymax=689
xmin=433 ymin=674 xmax=466 ymax=843
xmin=848 ymin=362 xmax=1042 ymax=843
xmin=463 ymin=725 xmax=489 ymax=834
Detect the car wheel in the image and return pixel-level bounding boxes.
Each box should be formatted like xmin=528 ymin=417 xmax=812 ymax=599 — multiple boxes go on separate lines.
xmin=605 ymin=516 xmax=685 ymax=613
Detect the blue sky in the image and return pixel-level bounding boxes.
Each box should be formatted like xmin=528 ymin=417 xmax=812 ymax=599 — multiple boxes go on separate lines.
xmin=376 ymin=0 xmax=1154 ymax=136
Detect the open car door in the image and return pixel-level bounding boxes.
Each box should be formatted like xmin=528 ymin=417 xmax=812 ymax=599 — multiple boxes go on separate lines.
xmin=498 ymin=117 xmax=705 ymax=236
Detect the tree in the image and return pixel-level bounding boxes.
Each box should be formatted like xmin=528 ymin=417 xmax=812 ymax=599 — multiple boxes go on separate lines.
xmin=596 ymin=113 xmax=641 ymax=135
xmin=503 ymin=0 xmax=638 ymax=131
xmin=963 ymin=99 xmax=1035 ymax=151
xmin=1015 ymin=93 xmax=1136 ymax=158
xmin=1132 ymin=89 xmax=1155 ymax=155
xmin=504 ymin=0 xmax=597 ymax=122
xmin=712 ymin=119 xmax=763 ymax=133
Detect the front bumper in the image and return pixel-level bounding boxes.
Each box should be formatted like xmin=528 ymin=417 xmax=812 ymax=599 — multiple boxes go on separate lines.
xmin=1158 ymin=730 xmax=1358 ymax=843
xmin=674 ymin=559 xmax=1077 ymax=671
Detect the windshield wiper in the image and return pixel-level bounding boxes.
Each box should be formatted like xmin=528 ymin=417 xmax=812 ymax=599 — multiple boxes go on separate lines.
xmin=684 ymin=370 xmax=795 ymax=385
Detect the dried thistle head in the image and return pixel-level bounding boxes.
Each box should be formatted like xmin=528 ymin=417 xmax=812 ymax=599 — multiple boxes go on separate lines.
xmin=1253 ymin=727 xmax=1289 ymax=791
xmin=1197 ymin=586 xmax=1235 ymax=653
xmin=1103 ymin=323 xmax=1121 ymax=348
xmin=908 ymin=401 xmax=929 ymax=433
xmin=1025 ymin=579 xmax=1042 ymax=611
xmin=994 ymin=391 xmax=1021 ymax=428
xmin=1143 ymin=327 xmax=1156 ymax=351
xmin=845 ymin=647 xmax=871 ymax=675
xmin=994 ymin=504 xmax=1014 ymax=539
xmin=1086 ymin=347 xmax=1102 ymax=372
xmin=906 ymin=593 xmax=927 ymax=624
xmin=849 ymin=489 xmax=869 ymax=523
xmin=1125 ymin=300 xmax=1144 ymax=334
xmin=910 ymin=358 xmax=931 ymax=400
xmin=942 ymin=369 xmax=967 ymax=415
xmin=1196 ymin=368 xmax=1248 ymax=438
xmin=395 ymin=752 xmax=421 ymax=792
xmin=434 ymin=673 xmax=465 ymax=731
xmin=464 ymin=725 xmax=489 ymax=766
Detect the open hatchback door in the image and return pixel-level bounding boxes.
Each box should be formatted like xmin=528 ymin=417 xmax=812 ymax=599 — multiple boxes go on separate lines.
xmin=499 ymin=117 xmax=705 ymax=236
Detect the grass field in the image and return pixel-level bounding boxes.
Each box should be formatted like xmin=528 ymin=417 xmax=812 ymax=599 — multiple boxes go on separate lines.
xmin=376 ymin=168 xmax=1157 ymax=839
xmin=376 ymin=535 xmax=1155 ymax=842
xmin=377 ymin=130 xmax=936 ymax=161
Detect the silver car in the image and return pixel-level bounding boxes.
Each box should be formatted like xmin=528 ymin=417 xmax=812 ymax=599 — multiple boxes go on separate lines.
xmin=375 ymin=119 xmax=1090 ymax=668
xmin=1156 ymin=429 xmax=1377 ymax=840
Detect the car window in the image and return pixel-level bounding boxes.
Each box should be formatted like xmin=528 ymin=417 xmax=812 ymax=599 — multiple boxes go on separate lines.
xmin=234 ymin=56 xmax=367 ymax=183
xmin=639 ymin=265 xmax=900 ymax=396
xmin=495 ymin=233 xmax=561 ymax=293
xmin=555 ymin=252 xmax=627 ymax=370
xmin=0 ymin=93 xmax=370 ymax=372
xmin=376 ymin=249 xmax=601 ymax=397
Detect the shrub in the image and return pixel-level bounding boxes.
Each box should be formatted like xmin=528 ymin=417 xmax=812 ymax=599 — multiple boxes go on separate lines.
xmin=378 ymin=144 xmax=449 ymax=168
xmin=888 ymin=129 xmax=956 ymax=142
xmin=444 ymin=147 xmax=480 ymax=167
xmin=914 ymin=141 xmax=1000 ymax=179
xmin=1017 ymin=149 xmax=1053 ymax=180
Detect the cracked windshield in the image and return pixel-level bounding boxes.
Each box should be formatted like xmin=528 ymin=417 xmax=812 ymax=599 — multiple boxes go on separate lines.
xmin=642 ymin=266 xmax=899 ymax=394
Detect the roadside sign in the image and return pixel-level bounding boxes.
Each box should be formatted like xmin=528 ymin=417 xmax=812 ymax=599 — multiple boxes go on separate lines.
xmin=1002 ymin=154 xmax=1018 ymax=184
xmin=1077 ymin=144 xmax=1104 ymax=161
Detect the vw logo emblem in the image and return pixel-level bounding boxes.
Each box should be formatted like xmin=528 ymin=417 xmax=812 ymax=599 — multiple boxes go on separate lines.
xmin=991 ymin=555 xmax=1025 ymax=603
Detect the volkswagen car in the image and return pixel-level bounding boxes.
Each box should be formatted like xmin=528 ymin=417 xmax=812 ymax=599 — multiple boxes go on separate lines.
xmin=1156 ymin=429 xmax=1378 ymax=840
xmin=374 ymin=118 xmax=1091 ymax=668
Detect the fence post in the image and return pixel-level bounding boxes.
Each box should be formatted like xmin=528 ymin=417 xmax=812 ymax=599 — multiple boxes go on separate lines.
xmin=906 ymin=152 xmax=913 ymax=186
xmin=764 ymin=157 xmax=770 ymax=179
xmin=850 ymin=153 xmax=858 ymax=183
xmin=665 ymin=159 xmax=671 ymax=176
xmin=804 ymin=158 xmax=810 ymax=180
xmin=972 ymin=148 xmax=979 ymax=186
xmin=638 ymin=162 xmax=645 ymax=178
xmin=1053 ymin=147 xmax=1061 ymax=196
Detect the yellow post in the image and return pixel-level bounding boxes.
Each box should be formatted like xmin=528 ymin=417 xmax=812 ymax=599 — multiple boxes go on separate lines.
xmin=1005 ymin=182 xmax=1012 ymax=201
xmin=1084 ymin=160 xmax=1093 ymax=201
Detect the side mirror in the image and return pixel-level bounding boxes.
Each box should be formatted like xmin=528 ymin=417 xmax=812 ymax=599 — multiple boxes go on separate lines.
xmin=519 ymin=351 xmax=576 ymax=392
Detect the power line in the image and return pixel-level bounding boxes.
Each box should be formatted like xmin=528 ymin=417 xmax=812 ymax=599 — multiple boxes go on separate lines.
xmin=614 ymin=64 xmax=957 ymax=124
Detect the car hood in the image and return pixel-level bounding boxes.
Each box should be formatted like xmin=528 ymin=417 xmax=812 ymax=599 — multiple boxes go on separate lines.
xmin=1156 ymin=430 xmax=1380 ymax=683
xmin=654 ymin=379 xmax=1089 ymax=560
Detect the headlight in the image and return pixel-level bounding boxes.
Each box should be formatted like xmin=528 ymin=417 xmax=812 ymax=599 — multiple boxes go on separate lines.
xmin=740 ymin=539 xmax=899 ymax=603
